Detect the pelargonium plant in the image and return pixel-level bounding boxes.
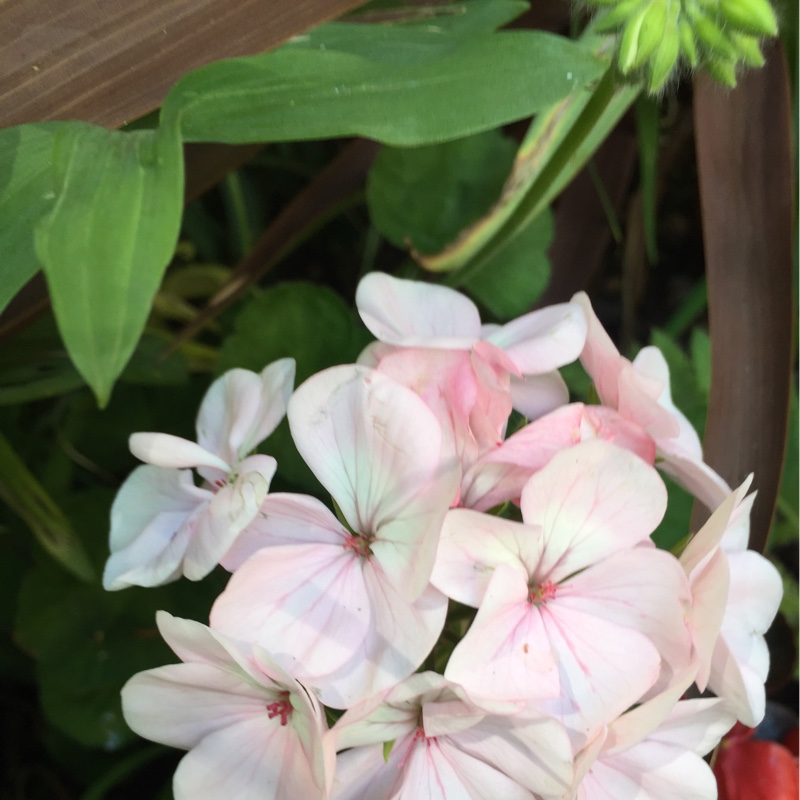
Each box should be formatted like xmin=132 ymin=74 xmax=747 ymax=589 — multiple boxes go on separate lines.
xmin=105 ymin=273 xmax=782 ymax=799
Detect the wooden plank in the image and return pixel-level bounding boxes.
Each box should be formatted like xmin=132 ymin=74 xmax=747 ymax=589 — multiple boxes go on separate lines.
xmin=693 ymin=42 xmax=795 ymax=552
xmin=0 ymin=0 xmax=366 ymax=130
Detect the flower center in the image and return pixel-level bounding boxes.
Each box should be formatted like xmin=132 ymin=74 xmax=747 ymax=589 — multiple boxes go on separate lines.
xmin=266 ymin=691 xmax=292 ymax=726
xmin=343 ymin=533 xmax=373 ymax=559
xmin=528 ymin=580 xmax=557 ymax=605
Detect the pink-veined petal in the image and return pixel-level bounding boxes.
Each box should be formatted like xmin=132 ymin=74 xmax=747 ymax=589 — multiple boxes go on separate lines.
xmin=210 ymin=542 xmax=372 ymax=679
xmin=432 ymin=510 xmax=543 ymax=606
xmin=129 ymin=432 xmax=231 ymax=472
xmin=483 ymin=302 xmax=587 ymax=375
xmin=579 ymin=405 xmax=656 ymax=464
xmin=520 ymin=440 xmax=667 ymax=582
xmin=121 ymin=662 xmax=270 ymax=750
xmin=571 ymin=292 xmax=624 ymax=407
xmin=222 ymin=493 xmax=346 ymax=571
xmin=509 ymin=370 xmax=569 ymax=420
xmin=451 ymin=711 xmax=574 ymax=800
xmin=445 ymin=565 xmax=559 ymax=702
xmin=103 ymin=466 xmax=209 ymax=590
xmin=356 ymin=272 xmax=481 ymax=348
xmin=633 ymin=346 xmax=702 ymax=456
xmin=172 ymin=713 xmax=328 ymax=800
xmin=332 ymin=745 xmax=400 ymax=800
xmin=314 ymin=564 xmax=448 ymax=709
xmin=686 ymin=549 xmax=729 ymax=691
xmin=289 ymin=365 xmax=457 ymax=599
xmin=560 ymin=548 xmax=692 ymax=695
xmin=535 ymin=602 xmax=662 ymax=737
xmin=708 ymin=549 xmax=782 ymax=726
xmin=616 ymin=363 xmax=680 ymax=440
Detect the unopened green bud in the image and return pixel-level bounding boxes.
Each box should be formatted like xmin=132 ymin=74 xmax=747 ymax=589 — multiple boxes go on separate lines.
xmin=690 ymin=9 xmax=738 ymax=58
xmin=631 ymin=0 xmax=670 ymax=70
xmin=719 ymin=0 xmax=778 ymax=36
xmin=649 ymin=10 xmax=681 ymax=92
xmin=594 ymin=0 xmax=648 ymax=33
xmin=618 ymin=4 xmax=651 ymax=72
xmin=731 ymin=32 xmax=766 ymax=66
xmin=679 ymin=18 xmax=699 ymax=67
xmin=705 ymin=56 xmax=738 ymax=86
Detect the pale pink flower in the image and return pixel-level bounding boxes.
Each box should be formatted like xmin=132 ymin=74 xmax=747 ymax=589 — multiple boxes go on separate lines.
xmin=572 ymin=292 xmax=730 ymax=508
xmin=121 ymin=612 xmax=334 ymax=800
xmin=211 ymin=365 xmax=459 ymax=708
xmin=574 ymin=672 xmax=735 ymax=800
xmin=330 ymin=672 xmax=573 ymax=800
xmin=434 ymin=440 xmax=692 ymax=736
xmin=356 ymin=272 xmax=586 ymax=420
xmin=103 ymin=360 xmax=294 ymax=589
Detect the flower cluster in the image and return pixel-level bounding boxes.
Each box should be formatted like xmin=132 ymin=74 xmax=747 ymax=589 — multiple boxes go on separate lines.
xmin=107 ymin=274 xmax=782 ymax=799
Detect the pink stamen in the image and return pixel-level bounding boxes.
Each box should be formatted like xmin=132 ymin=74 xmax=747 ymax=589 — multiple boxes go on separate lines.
xmin=528 ymin=580 xmax=558 ymax=605
xmin=343 ymin=534 xmax=372 ymax=559
xmin=397 ymin=726 xmax=428 ymax=768
xmin=266 ymin=691 xmax=292 ymax=726
xmin=212 ymin=478 xmax=227 ymax=494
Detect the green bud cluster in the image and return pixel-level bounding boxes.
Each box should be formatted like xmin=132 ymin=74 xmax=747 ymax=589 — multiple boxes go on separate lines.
xmin=589 ymin=0 xmax=778 ymax=93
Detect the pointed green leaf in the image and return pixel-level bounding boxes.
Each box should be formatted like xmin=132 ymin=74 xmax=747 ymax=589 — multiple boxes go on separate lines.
xmin=0 ymin=123 xmax=59 ymax=315
xmin=0 ymin=432 xmax=94 ymax=582
xmin=165 ymin=31 xmax=605 ymax=147
xmin=34 ymin=120 xmax=184 ymax=406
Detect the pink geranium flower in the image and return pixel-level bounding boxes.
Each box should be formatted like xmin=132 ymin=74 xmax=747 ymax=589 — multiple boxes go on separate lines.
xmin=356 ymin=271 xmax=586 ymax=421
xmin=574 ymin=672 xmax=735 ymax=799
xmin=211 ymin=365 xmax=459 ymax=708
xmin=103 ymin=360 xmax=294 ymax=589
xmin=433 ymin=440 xmax=692 ymax=736
xmin=330 ymin=672 xmax=574 ymax=800
xmin=121 ymin=612 xmax=334 ymax=800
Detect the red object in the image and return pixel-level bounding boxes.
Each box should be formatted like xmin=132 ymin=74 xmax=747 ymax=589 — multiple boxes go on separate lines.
xmin=714 ymin=723 xmax=799 ymax=800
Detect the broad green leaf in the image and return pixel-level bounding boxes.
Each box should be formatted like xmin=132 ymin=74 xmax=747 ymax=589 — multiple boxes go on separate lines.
xmin=0 ymin=432 xmax=94 ymax=582
xmin=290 ymin=0 xmax=529 ymax=64
xmin=165 ymin=32 xmax=605 ymax=147
xmin=0 ymin=123 xmax=58 ymax=315
xmin=465 ymin=209 xmax=553 ymax=320
xmin=776 ymin=385 xmax=798 ymax=529
xmin=34 ymin=120 xmax=184 ymax=407
xmin=367 ymin=130 xmax=516 ymax=253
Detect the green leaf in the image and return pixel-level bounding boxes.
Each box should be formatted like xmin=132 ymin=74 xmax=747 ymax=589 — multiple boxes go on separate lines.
xmin=34 ymin=120 xmax=184 ymax=407
xmin=291 ymin=0 xmax=530 ymax=64
xmin=383 ymin=739 xmax=396 ymax=762
xmin=165 ymin=32 xmax=605 ymax=147
xmin=689 ymin=328 xmax=711 ymax=399
xmin=367 ymin=130 xmax=517 ymax=253
xmin=464 ymin=209 xmax=553 ymax=319
xmin=0 ymin=432 xmax=95 ymax=582
xmin=0 ymin=123 xmax=59 ymax=315
xmin=651 ymin=473 xmax=694 ymax=551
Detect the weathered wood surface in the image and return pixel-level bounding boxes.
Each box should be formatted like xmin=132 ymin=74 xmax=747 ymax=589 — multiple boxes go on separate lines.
xmin=0 ymin=0 xmax=366 ymax=129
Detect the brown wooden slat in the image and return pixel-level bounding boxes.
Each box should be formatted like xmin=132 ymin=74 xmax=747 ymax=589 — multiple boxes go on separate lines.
xmin=0 ymin=0 xmax=367 ymax=130
xmin=693 ymin=42 xmax=795 ymax=552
